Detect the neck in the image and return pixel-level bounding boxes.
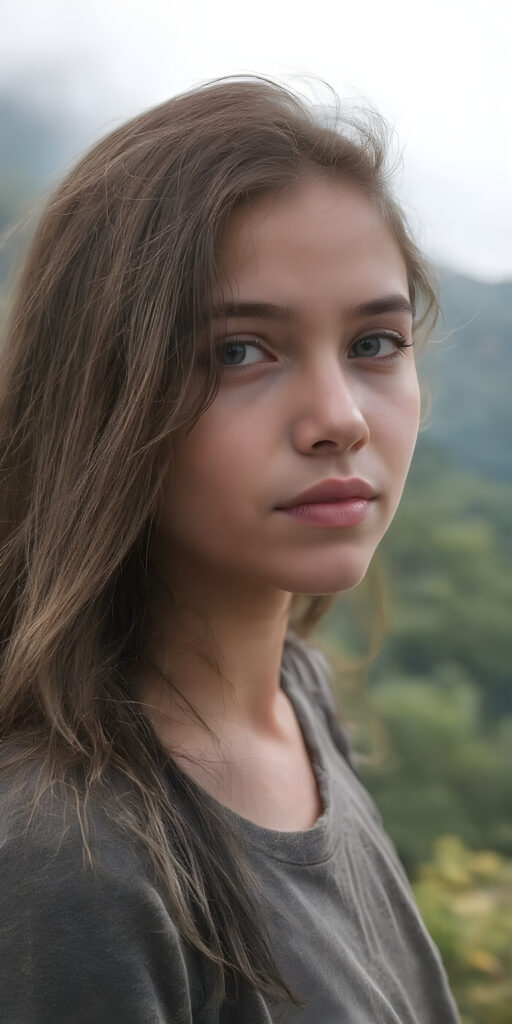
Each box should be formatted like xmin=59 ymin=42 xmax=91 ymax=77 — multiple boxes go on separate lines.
xmin=137 ymin=552 xmax=294 ymax=743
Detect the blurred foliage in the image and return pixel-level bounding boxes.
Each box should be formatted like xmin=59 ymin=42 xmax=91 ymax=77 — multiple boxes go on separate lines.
xmin=412 ymin=836 xmax=512 ymax=1024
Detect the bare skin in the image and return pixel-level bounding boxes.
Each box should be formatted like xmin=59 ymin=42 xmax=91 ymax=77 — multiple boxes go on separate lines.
xmin=161 ymin=686 xmax=325 ymax=830
xmin=138 ymin=175 xmax=420 ymax=829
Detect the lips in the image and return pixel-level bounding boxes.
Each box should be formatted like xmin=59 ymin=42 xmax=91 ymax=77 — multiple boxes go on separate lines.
xmin=276 ymin=477 xmax=377 ymax=509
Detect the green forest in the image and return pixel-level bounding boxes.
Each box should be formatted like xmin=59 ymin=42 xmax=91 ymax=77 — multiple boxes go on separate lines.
xmin=1 ymin=94 xmax=511 ymax=1024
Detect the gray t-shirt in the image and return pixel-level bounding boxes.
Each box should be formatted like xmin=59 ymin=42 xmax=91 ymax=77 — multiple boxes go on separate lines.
xmin=0 ymin=632 xmax=462 ymax=1023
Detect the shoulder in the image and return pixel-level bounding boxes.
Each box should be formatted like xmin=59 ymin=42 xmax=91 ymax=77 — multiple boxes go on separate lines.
xmin=0 ymin=751 xmax=143 ymax=880
xmin=0 ymin=754 xmax=204 ymax=1023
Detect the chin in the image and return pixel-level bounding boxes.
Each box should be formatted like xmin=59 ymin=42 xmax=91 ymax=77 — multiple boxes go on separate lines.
xmin=274 ymin=557 xmax=375 ymax=597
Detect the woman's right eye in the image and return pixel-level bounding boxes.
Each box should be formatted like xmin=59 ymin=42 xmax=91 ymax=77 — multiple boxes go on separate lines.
xmin=215 ymin=338 xmax=274 ymax=372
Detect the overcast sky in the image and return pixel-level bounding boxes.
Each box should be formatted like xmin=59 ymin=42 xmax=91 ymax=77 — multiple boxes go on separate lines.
xmin=1 ymin=0 xmax=511 ymax=282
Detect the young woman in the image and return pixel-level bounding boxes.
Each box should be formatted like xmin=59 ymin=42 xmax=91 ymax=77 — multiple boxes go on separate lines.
xmin=0 ymin=75 xmax=461 ymax=1022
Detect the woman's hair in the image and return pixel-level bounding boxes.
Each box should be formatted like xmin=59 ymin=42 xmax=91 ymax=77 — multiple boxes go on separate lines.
xmin=0 ymin=74 xmax=439 ymax=1012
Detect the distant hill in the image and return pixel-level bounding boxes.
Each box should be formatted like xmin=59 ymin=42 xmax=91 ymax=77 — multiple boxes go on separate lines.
xmin=418 ymin=269 xmax=512 ymax=483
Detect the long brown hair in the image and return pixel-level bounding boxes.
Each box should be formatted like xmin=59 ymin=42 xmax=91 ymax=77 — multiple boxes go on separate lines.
xmin=0 ymin=74 xmax=439 ymax=1012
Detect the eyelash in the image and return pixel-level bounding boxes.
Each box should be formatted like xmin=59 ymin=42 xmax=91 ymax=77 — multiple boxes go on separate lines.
xmin=214 ymin=331 xmax=413 ymax=373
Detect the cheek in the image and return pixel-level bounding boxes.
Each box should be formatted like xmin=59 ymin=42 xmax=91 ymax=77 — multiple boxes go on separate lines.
xmin=383 ymin=369 xmax=420 ymax=438
xmin=379 ymin=375 xmax=421 ymax=495
xmin=369 ymin=373 xmax=421 ymax=490
xmin=402 ymin=372 xmax=422 ymax=438
xmin=163 ymin=413 xmax=255 ymax=540
xmin=182 ymin=416 xmax=248 ymax=488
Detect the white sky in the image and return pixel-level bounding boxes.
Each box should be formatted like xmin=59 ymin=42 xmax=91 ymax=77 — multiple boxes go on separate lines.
xmin=1 ymin=0 xmax=511 ymax=281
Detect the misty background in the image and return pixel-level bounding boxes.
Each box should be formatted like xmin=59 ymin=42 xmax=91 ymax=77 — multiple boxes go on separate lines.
xmin=1 ymin=2 xmax=511 ymax=1020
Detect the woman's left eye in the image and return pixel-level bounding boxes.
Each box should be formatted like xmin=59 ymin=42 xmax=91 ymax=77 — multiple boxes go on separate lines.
xmin=215 ymin=332 xmax=412 ymax=372
xmin=350 ymin=332 xmax=413 ymax=361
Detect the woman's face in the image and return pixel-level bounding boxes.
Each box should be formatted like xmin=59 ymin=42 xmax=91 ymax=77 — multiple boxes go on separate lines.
xmin=155 ymin=176 xmax=421 ymax=598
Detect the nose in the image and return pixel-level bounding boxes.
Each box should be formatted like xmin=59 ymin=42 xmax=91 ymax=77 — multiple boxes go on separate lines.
xmin=291 ymin=357 xmax=370 ymax=454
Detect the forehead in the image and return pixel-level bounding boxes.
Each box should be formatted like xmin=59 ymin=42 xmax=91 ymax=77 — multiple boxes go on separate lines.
xmin=218 ymin=176 xmax=408 ymax=309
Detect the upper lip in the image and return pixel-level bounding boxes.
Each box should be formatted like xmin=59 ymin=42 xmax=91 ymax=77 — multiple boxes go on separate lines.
xmin=276 ymin=477 xmax=378 ymax=509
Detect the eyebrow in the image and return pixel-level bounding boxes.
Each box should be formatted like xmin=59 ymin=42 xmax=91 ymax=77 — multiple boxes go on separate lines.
xmin=210 ymin=293 xmax=414 ymax=321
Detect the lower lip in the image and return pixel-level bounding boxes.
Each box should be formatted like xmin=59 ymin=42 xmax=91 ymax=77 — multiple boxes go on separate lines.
xmin=277 ymin=498 xmax=375 ymax=527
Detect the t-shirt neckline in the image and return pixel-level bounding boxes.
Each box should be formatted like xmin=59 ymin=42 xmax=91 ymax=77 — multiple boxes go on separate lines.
xmin=166 ymin=637 xmax=341 ymax=865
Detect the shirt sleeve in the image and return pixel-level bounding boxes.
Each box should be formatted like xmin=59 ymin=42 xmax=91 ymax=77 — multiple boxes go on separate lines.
xmin=0 ymin=821 xmax=203 ymax=1024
